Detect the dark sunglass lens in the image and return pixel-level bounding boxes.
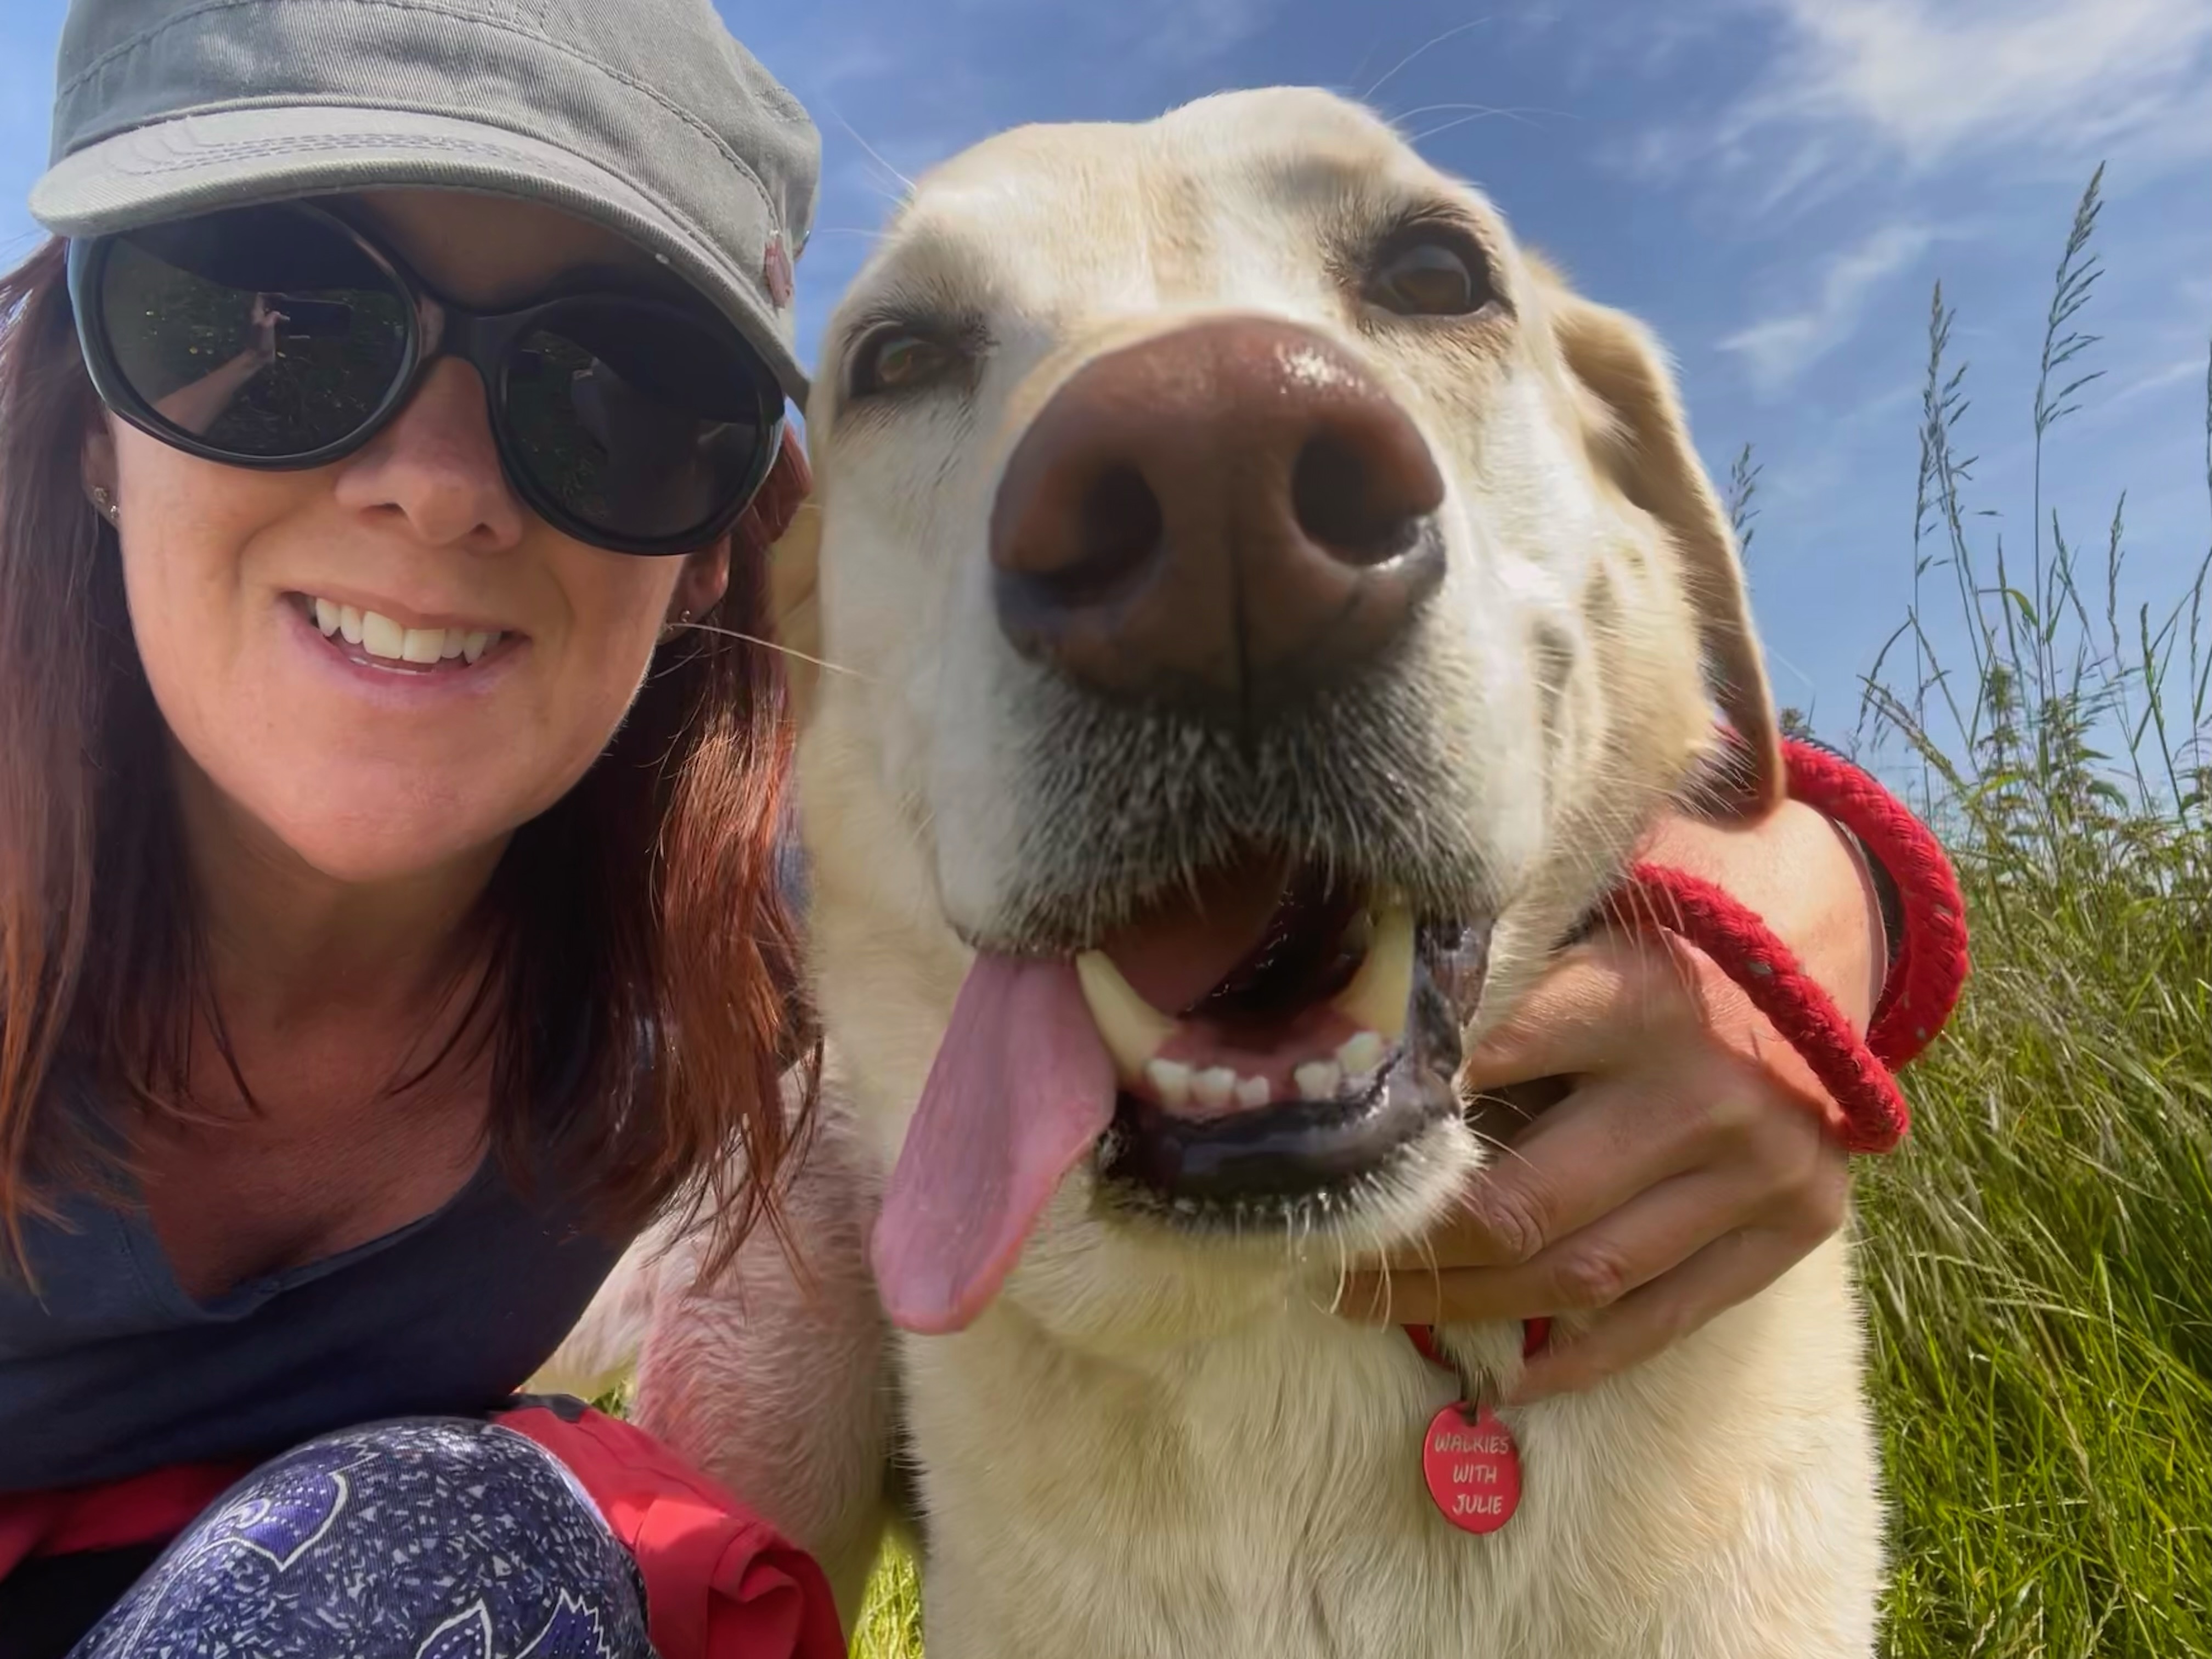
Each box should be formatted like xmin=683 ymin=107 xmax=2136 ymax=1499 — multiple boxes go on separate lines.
xmin=96 ymin=205 xmax=412 ymax=458
xmin=501 ymin=300 xmax=772 ymax=545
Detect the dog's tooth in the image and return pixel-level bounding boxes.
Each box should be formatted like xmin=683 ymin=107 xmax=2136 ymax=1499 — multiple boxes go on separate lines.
xmin=1336 ymin=1030 xmax=1384 ymax=1075
xmin=1234 ymin=1074 xmax=1271 ymax=1109
xmin=1328 ymin=904 xmax=1415 ymax=1043
xmin=1144 ymin=1057 xmax=1192 ymax=1109
xmin=462 ymin=630 xmax=493 ymax=664
xmin=1293 ymin=1059 xmax=1342 ymax=1101
xmin=312 ymin=597 xmax=341 ymax=636
xmin=1192 ymin=1067 xmax=1237 ymax=1110
xmin=1076 ymin=951 xmax=1177 ymax=1084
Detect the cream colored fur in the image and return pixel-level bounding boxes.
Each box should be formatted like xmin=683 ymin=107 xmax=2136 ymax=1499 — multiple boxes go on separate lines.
xmin=545 ymin=86 xmax=1881 ymax=1657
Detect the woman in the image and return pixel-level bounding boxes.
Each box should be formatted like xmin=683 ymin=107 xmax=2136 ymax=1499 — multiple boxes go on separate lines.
xmin=0 ymin=0 xmax=1936 ymax=1654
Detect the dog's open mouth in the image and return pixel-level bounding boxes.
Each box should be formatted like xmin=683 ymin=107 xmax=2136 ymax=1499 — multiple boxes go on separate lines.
xmin=1076 ymin=860 xmax=1485 ymax=1218
xmin=870 ymin=851 xmax=1494 ymax=1338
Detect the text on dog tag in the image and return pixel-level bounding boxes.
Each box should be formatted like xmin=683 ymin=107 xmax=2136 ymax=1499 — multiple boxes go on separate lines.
xmin=1421 ymin=1401 xmax=1522 ymax=1534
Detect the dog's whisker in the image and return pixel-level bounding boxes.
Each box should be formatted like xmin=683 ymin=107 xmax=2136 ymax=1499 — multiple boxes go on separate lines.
xmin=1410 ymin=109 xmax=1548 ymax=145
xmin=825 ymin=103 xmax=917 ymax=198
xmin=678 ymin=622 xmax=874 ymax=683
xmin=1395 ymin=101 xmax=1560 ymax=128
xmin=1362 ymin=16 xmax=1497 ymax=103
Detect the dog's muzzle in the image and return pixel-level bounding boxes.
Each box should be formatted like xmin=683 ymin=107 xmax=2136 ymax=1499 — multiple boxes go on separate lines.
xmin=970 ymin=318 xmax=1499 ymax=1224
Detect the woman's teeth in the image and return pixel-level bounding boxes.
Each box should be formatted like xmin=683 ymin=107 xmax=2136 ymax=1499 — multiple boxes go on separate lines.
xmin=309 ymin=597 xmax=500 ymax=666
xmin=1074 ymin=902 xmax=1416 ymax=1108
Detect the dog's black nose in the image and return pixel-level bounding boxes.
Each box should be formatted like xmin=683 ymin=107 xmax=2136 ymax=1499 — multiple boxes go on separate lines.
xmin=989 ymin=317 xmax=1445 ymax=715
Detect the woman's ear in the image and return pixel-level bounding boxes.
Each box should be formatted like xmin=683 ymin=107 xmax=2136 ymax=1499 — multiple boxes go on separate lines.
xmin=669 ymin=537 xmax=734 ymax=629
xmin=82 ymin=420 xmax=119 ymax=514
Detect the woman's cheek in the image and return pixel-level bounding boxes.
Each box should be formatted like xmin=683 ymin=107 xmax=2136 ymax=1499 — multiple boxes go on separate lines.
xmin=535 ymin=553 xmax=684 ymax=757
xmin=111 ymin=450 xmax=286 ymax=755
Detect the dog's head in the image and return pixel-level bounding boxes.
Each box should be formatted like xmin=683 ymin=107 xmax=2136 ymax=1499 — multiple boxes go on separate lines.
xmin=778 ymin=88 xmax=1778 ymax=1344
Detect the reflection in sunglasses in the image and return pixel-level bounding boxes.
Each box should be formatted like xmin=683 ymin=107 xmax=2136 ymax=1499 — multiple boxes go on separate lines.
xmin=151 ymin=293 xmax=287 ymax=438
xmin=78 ymin=200 xmax=782 ymax=551
xmin=565 ymin=358 xmax=722 ymax=529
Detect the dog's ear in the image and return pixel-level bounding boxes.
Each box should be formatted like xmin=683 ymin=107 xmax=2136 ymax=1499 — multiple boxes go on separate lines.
xmin=768 ymin=499 xmax=826 ymax=724
xmin=1543 ymin=275 xmax=1783 ymax=816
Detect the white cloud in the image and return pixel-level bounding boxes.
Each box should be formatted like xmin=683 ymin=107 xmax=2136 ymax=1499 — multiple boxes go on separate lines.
xmin=803 ymin=38 xmax=901 ymax=97
xmin=942 ymin=0 xmax=1274 ymax=67
xmin=1623 ymin=0 xmax=2212 ymax=205
xmin=1750 ymin=0 xmax=2209 ymax=167
xmin=2099 ymin=351 xmax=2210 ymax=412
xmin=1718 ymin=222 xmax=1934 ymax=394
xmin=1132 ymin=0 xmax=1276 ymax=66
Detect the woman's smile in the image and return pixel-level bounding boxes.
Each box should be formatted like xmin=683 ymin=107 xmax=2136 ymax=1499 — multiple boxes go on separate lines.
xmin=286 ymin=586 xmax=524 ymax=685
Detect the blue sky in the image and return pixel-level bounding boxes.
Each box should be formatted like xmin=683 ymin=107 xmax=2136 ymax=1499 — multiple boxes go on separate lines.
xmin=5 ymin=0 xmax=2207 ymax=736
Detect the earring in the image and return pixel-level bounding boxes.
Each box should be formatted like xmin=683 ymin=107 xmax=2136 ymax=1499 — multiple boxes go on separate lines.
xmin=659 ymin=607 xmax=695 ymax=645
xmin=90 ymin=486 xmax=120 ymax=525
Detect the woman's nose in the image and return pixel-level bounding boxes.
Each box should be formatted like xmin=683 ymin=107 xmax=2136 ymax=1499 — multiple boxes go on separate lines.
xmin=331 ymin=358 xmax=529 ymax=550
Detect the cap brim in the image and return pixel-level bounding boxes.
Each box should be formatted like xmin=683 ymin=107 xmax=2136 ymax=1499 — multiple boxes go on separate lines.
xmin=32 ymin=104 xmax=810 ymax=405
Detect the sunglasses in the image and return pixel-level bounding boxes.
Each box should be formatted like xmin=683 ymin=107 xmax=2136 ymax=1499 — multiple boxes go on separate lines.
xmin=67 ymin=200 xmax=786 ymax=556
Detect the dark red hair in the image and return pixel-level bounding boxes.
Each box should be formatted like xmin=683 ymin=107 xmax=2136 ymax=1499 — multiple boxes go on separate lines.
xmin=0 ymin=236 xmax=814 ymax=1276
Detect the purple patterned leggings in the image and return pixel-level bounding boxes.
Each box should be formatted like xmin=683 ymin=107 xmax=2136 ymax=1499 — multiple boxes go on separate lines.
xmin=60 ymin=1418 xmax=654 ymax=1658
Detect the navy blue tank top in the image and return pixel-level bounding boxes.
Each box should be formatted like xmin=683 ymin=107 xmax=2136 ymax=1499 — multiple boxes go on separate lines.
xmin=0 ymin=1063 xmax=621 ymax=1493
xmin=0 ymin=838 xmax=811 ymax=1495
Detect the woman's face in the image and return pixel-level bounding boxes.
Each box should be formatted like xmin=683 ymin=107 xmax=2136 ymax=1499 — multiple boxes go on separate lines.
xmin=86 ymin=190 xmax=732 ymax=885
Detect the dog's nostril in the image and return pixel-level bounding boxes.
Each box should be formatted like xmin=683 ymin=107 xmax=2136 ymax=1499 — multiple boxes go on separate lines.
xmin=1037 ymin=462 xmax=1165 ymax=600
xmin=1080 ymin=464 xmax=1165 ymax=566
xmin=1291 ymin=432 xmax=1426 ymax=567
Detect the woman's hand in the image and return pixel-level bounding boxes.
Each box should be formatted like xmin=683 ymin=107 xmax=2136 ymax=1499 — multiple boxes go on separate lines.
xmin=1340 ymin=798 xmax=1889 ymax=1402
xmin=247 ymin=294 xmax=287 ymax=367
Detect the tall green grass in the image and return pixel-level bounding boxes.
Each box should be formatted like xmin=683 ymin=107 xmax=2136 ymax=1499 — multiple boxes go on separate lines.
xmin=1844 ymin=165 xmax=2212 ymax=1658
xmin=841 ymin=168 xmax=2212 ymax=1658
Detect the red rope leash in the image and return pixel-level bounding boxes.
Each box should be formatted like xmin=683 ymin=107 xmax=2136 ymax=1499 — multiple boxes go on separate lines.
xmin=1599 ymin=738 xmax=1967 ymax=1154
xmin=1773 ymin=740 xmax=1969 ymax=1072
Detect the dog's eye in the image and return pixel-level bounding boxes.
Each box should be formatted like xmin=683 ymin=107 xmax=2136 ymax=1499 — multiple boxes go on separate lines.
xmin=848 ymin=325 xmax=963 ymax=398
xmin=1366 ymin=236 xmax=1495 ymax=318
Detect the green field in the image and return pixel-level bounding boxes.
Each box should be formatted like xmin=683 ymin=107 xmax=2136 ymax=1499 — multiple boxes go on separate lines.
xmin=835 ymin=171 xmax=2212 ymax=1657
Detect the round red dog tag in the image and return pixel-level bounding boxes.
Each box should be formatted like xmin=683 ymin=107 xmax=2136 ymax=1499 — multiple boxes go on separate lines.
xmin=1421 ymin=1402 xmax=1523 ymax=1534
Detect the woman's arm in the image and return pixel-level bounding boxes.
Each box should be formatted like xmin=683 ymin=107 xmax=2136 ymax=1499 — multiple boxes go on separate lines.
xmin=152 ymin=297 xmax=283 ymax=436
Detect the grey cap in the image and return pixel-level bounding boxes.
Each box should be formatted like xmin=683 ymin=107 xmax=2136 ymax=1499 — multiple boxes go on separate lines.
xmin=31 ymin=0 xmax=821 ymax=402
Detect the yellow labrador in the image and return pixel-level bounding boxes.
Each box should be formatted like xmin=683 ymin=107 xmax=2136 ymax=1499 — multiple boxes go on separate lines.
xmin=547 ymin=86 xmax=1882 ymax=1657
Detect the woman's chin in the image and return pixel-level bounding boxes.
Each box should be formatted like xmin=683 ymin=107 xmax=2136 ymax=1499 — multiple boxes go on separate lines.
xmin=241 ymin=777 xmax=539 ymax=891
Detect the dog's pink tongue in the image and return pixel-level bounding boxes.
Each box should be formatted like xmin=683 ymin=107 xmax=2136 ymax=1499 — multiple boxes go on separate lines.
xmin=872 ymin=953 xmax=1116 ymax=1336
